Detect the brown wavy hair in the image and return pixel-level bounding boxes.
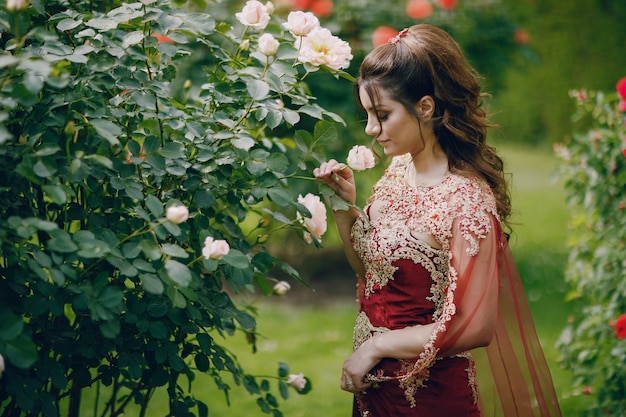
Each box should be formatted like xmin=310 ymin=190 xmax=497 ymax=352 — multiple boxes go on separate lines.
xmin=355 ymin=24 xmax=511 ymax=228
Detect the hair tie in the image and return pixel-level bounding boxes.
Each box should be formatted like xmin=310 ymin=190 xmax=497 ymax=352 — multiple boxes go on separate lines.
xmin=388 ymin=28 xmax=409 ymax=45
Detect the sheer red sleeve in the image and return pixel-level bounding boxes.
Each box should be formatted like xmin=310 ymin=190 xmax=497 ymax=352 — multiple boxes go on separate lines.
xmin=475 ymin=226 xmax=562 ymax=416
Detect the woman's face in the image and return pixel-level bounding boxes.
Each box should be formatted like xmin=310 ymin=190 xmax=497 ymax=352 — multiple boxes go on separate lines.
xmin=359 ymin=86 xmax=426 ymax=157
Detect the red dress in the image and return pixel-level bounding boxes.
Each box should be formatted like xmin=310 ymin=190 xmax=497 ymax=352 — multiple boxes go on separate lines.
xmin=349 ymin=154 xmax=562 ymax=417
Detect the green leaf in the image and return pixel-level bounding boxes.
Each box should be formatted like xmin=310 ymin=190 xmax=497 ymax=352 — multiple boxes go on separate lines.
xmin=266 ymin=153 xmax=289 ymax=173
xmin=167 ymin=286 xmax=187 ymax=308
xmin=122 ymin=31 xmax=145 ymax=49
xmin=5 ymin=335 xmax=38 ymax=369
xmin=267 ymin=188 xmax=293 ymax=208
xmin=90 ymin=119 xmax=121 ymax=146
xmin=0 ymin=312 xmax=24 ymax=341
xmin=57 ymin=18 xmax=82 ymax=31
xmin=47 ymin=230 xmax=78 ymax=253
xmin=99 ymin=319 xmax=121 ymax=339
xmin=234 ymin=310 xmax=256 ymax=331
xmin=313 ymin=120 xmax=337 ymax=144
xmin=164 ymin=260 xmax=192 ymax=287
xmin=277 ymin=362 xmax=289 ymax=378
xmin=42 ymin=185 xmax=67 ymax=205
xmin=222 ymin=249 xmax=249 ymax=269
xmin=141 ymin=273 xmax=164 ymax=295
xmin=246 ymin=79 xmax=270 ymax=101
xmin=162 ymin=243 xmax=189 ymax=258
xmin=145 ymin=194 xmax=164 ymax=218
xmin=98 ymin=286 xmax=124 ymax=309
xmin=232 ymin=136 xmax=255 ymax=151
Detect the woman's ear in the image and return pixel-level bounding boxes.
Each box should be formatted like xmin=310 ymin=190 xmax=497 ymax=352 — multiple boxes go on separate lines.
xmin=415 ymin=96 xmax=435 ymax=120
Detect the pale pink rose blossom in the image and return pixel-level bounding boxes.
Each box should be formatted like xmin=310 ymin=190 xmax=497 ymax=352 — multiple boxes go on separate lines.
xmin=296 ymin=28 xmax=352 ymax=70
xmin=283 ymin=11 xmax=320 ymax=37
xmin=6 ymin=0 xmax=29 ymax=11
xmin=0 ymin=354 xmax=4 ymax=375
xmin=297 ymin=193 xmax=327 ymax=243
xmin=619 ymin=99 xmax=626 ymax=112
xmin=202 ymin=237 xmax=230 ymax=260
xmin=286 ymin=373 xmax=307 ymax=390
xmin=264 ymin=1 xmax=275 ymax=14
xmin=258 ymin=33 xmax=280 ymax=56
xmin=166 ymin=205 xmax=189 ymax=224
xmin=273 ymin=281 xmax=291 ymax=296
xmin=346 ymin=145 xmax=376 ymax=171
xmin=236 ymin=0 xmax=271 ymax=30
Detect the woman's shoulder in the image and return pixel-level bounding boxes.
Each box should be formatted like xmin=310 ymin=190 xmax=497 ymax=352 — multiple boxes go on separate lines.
xmin=443 ymin=171 xmax=498 ymax=215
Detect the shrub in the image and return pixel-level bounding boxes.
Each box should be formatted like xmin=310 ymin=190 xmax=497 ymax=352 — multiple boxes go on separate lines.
xmin=0 ymin=0 xmax=353 ymax=415
xmin=555 ymin=77 xmax=626 ymax=415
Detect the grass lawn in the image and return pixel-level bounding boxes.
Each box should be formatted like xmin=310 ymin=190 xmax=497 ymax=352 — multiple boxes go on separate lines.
xmin=68 ymin=145 xmax=590 ymax=416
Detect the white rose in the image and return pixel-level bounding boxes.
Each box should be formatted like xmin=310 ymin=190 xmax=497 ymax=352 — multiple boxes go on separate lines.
xmin=297 ymin=193 xmax=327 ymax=243
xmin=6 ymin=0 xmax=28 ymax=11
xmin=283 ymin=11 xmax=320 ymax=37
xmin=166 ymin=205 xmax=189 ymax=224
xmin=273 ymin=281 xmax=291 ymax=296
xmin=202 ymin=237 xmax=230 ymax=260
xmin=346 ymin=145 xmax=376 ymax=171
xmin=286 ymin=373 xmax=307 ymax=390
xmin=296 ymin=28 xmax=352 ymax=70
xmin=257 ymin=33 xmax=280 ymax=56
xmin=235 ymin=0 xmax=271 ymax=31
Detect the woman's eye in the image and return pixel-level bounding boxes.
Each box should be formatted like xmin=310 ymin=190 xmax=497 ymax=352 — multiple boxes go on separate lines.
xmin=378 ymin=114 xmax=388 ymax=121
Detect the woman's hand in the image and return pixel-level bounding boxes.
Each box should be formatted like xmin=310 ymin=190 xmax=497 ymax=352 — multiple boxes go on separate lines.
xmin=340 ymin=338 xmax=379 ymax=393
xmin=313 ymin=159 xmax=356 ymax=207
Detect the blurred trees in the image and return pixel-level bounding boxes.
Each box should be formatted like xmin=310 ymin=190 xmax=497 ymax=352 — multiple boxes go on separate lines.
xmin=493 ymin=0 xmax=626 ymax=146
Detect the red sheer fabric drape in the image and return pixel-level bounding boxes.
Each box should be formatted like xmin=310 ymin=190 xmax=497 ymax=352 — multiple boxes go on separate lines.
xmin=480 ymin=233 xmax=562 ymax=416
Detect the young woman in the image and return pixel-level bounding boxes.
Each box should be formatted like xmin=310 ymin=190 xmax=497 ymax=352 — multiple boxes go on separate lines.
xmin=313 ymin=24 xmax=562 ymax=417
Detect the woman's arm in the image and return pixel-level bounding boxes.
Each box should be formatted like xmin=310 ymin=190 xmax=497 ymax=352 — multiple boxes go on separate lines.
xmin=313 ymin=160 xmax=366 ymax=278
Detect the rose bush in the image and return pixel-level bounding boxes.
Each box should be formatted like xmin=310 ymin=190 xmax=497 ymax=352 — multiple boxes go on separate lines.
xmin=555 ymin=78 xmax=626 ymax=415
xmin=0 ymin=0 xmax=352 ymax=415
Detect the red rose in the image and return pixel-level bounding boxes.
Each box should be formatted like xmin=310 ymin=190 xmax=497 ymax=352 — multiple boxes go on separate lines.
xmin=615 ymin=314 xmax=626 ymax=339
xmin=583 ymin=386 xmax=592 ymax=395
xmin=308 ymin=0 xmax=333 ymax=17
xmin=514 ymin=28 xmax=530 ymax=45
xmin=616 ymin=76 xmax=626 ymax=100
xmin=372 ymin=26 xmax=398 ymax=47
xmin=406 ymin=0 xmax=433 ymax=19
xmin=436 ymin=0 xmax=457 ymax=10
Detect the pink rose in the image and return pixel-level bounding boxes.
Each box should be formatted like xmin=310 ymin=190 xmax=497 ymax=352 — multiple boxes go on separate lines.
xmin=347 ymin=145 xmax=375 ymax=171
xmin=236 ymin=0 xmax=271 ymax=30
xmin=202 ymin=237 xmax=230 ymax=260
xmin=283 ymin=11 xmax=320 ymax=37
xmin=619 ymin=99 xmax=626 ymax=113
xmin=296 ymin=28 xmax=352 ymax=70
xmin=166 ymin=205 xmax=189 ymax=224
xmin=297 ymin=193 xmax=327 ymax=243
xmin=257 ymin=33 xmax=280 ymax=56
xmin=273 ymin=280 xmax=291 ymax=296
xmin=286 ymin=373 xmax=307 ymax=390
xmin=616 ymin=76 xmax=626 ymax=101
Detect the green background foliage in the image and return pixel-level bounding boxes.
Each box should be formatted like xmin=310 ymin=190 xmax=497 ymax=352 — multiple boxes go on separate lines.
xmin=555 ymin=88 xmax=626 ymax=415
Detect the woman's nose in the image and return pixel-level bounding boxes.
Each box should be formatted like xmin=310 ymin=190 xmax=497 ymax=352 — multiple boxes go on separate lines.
xmin=364 ymin=117 xmax=380 ymax=136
